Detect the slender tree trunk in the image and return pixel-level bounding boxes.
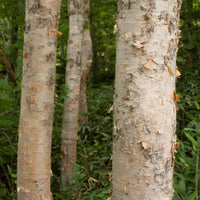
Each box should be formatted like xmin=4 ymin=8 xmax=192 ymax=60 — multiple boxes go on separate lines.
xmin=17 ymin=1 xmax=61 ymax=199
xmin=79 ymin=0 xmax=93 ymax=125
xmin=112 ymin=1 xmax=181 ymax=199
xmin=61 ymin=0 xmax=84 ymax=187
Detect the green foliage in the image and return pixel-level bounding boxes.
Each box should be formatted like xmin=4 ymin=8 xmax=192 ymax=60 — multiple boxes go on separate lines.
xmin=174 ymin=120 xmax=200 ymax=200
xmin=174 ymin=3 xmax=200 ymax=199
xmin=174 ymin=1 xmax=200 ymax=198
xmin=52 ymin=85 xmax=113 ymax=200
xmin=177 ymin=0 xmax=200 ymax=95
xmin=0 ymin=1 xmax=23 ymax=196
xmin=90 ymin=0 xmax=116 ymax=84
xmin=174 ymin=97 xmax=200 ymax=199
xmin=0 ymin=0 xmax=25 ymax=69
xmin=56 ymin=0 xmax=69 ymax=69
xmin=51 ymin=83 xmax=68 ymax=189
xmin=0 ymin=78 xmax=19 ymax=199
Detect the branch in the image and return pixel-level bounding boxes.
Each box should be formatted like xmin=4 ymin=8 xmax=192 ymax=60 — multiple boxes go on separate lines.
xmin=0 ymin=162 xmax=13 ymax=192
xmin=0 ymin=49 xmax=18 ymax=86
xmin=0 ymin=132 xmax=17 ymax=154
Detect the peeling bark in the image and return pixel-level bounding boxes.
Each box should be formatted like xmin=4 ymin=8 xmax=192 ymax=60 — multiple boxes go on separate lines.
xmin=17 ymin=0 xmax=61 ymax=199
xmin=79 ymin=0 xmax=93 ymax=125
xmin=112 ymin=0 xmax=181 ymax=199
xmin=61 ymin=0 xmax=84 ymax=187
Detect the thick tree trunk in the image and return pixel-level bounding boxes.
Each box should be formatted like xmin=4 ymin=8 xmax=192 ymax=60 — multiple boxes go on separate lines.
xmin=112 ymin=1 xmax=181 ymax=200
xmin=79 ymin=0 xmax=93 ymax=125
xmin=61 ymin=0 xmax=84 ymax=187
xmin=17 ymin=1 xmax=61 ymax=199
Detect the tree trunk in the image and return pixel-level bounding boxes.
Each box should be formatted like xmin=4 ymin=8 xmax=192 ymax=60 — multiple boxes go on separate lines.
xmin=61 ymin=0 xmax=84 ymax=187
xmin=112 ymin=1 xmax=181 ymax=200
xmin=17 ymin=1 xmax=61 ymax=199
xmin=79 ymin=0 xmax=93 ymax=125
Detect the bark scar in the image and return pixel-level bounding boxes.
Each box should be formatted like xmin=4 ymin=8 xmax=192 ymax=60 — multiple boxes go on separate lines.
xmin=128 ymin=0 xmax=131 ymax=9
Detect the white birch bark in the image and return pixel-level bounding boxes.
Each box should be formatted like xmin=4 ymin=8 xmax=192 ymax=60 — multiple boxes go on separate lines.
xmin=17 ymin=0 xmax=61 ymax=199
xmin=61 ymin=0 xmax=84 ymax=187
xmin=113 ymin=0 xmax=181 ymax=199
xmin=79 ymin=0 xmax=93 ymax=124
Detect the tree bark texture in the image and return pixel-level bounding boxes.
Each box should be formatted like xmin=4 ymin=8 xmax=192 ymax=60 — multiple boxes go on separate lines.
xmin=79 ymin=0 xmax=93 ymax=125
xmin=17 ymin=1 xmax=61 ymax=199
xmin=61 ymin=0 xmax=84 ymax=187
xmin=113 ymin=0 xmax=181 ymax=199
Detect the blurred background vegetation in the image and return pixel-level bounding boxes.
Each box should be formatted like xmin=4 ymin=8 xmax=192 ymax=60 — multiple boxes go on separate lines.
xmin=0 ymin=0 xmax=199 ymax=199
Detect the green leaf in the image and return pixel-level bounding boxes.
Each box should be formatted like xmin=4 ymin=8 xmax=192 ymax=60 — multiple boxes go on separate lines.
xmin=0 ymin=188 xmax=7 ymax=198
xmin=11 ymin=173 xmax=17 ymax=178
xmin=194 ymin=101 xmax=200 ymax=110
xmin=0 ymin=156 xmax=5 ymax=164
xmin=7 ymin=164 xmax=12 ymax=174
xmin=100 ymin=132 xmax=110 ymax=138
xmin=184 ymin=133 xmax=197 ymax=151
xmin=187 ymin=192 xmax=196 ymax=200
xmin=178 ymin=179 xmax=186 ymax=194
xmin=183 ymin=128 xmax=195 ymax=132
xmin=178 ymin=157 xmax=189 ymax=168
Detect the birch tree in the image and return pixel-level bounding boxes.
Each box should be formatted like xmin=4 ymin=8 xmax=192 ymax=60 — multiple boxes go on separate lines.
xmin=113 ymin=0 xmax=181 ymax=199
xmin=61 ymin=0 xmax=84 ymax=187
xmin=17 ymin=1 xmax=61 ymax=199
xmin=79 ymin=0 xmax=93 ymax=125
